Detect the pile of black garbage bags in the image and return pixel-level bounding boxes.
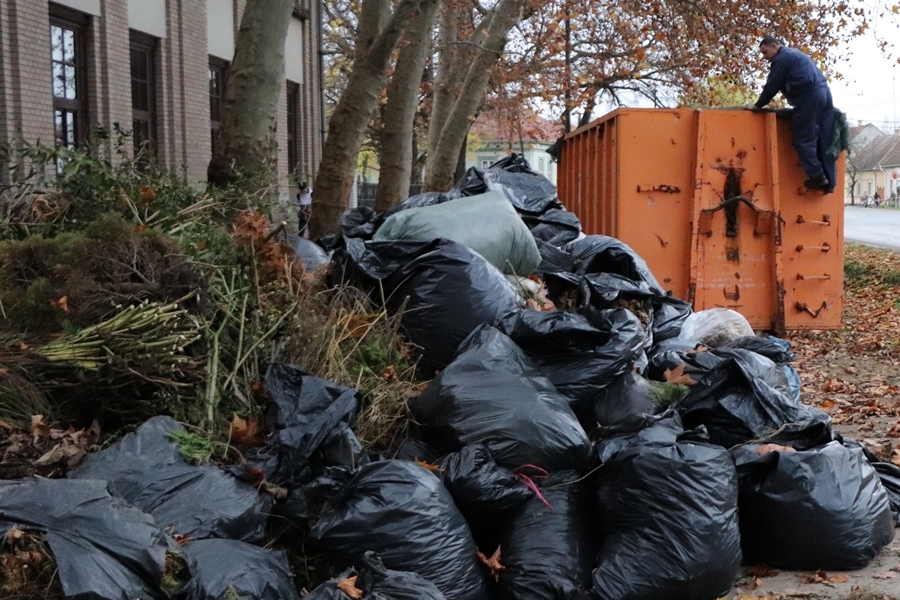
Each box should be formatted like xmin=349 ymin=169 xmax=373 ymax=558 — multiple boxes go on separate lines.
xmin=2 ymin=155 xmax=896 ymax=600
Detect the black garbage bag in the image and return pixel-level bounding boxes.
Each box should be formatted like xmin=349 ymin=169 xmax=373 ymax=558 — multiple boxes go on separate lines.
xmin=724 ymin=335 xmax=795 ymax=363
xmin=486 ymin=153 xmax=543 ymax=175
xmin=646 ymin=344 xmax=726 ymax=383
xmin=872 ymin=462 xmax=900 ymax=526
xmin=275 ymin=465 xmax=358 ymax=522
xmin=482 ymin=166 xmax=562 ymax=215
xmin=243 ymin=363 xmax=358 ymax=489
xmin=496 ymin=307 xmax=645 ymax=412
xmin=564 ymin=235 xmax=666 ymax=292
xmin=337 ymin=237 xmax=520 ymax=376
xmin=725 ymin=335 xmax=802 ymax=403
xmin=392 ymin=437 xmax=445 ymax=464
xmin=454 ymin=166 xmax=489 ymax=196
xmin=173 ymin=539 xmax=300 ymax=600
xmin=494 ymin=471 xmax=597 ymax=600
xmin=520 ymin=207 xmax=581 ymax=246
xmin=535 ymin=238 xmax=577 ymax=276
xmin=409 ymin=325 xmax=592 ymax=472
xmin=70 ymin=416 xmax=271 ymax=542
xmin=310 ymin=460 xmax=489 ymax=600
xmin=317 ymin=422 xmax=364 ymax=469
xmin=841 ymin=437 xmax=900 ymax=526
xmin=587 ymin=370 xmax=659 ymax=429
xmin=651 ymin=296 xmax=693 ymax=342
xmin=440 ymin=445 xmax=533 ymax=548
xmin=677 ymin=348 xmax=831 ymax=449
xmin=732 ymin=441 xmax=894 ymax=569
xmin=340 ymin=206 xmax=380 ymax=239
xmin=305 ymin=552 xmax=447 ymax=600
xmin=591 ymin=412 xmax=741 ymax=600
xmin=0 ymin=478 xmax=167 ymax=600
xmin=283 ymin=234 xmax=329 ymax=271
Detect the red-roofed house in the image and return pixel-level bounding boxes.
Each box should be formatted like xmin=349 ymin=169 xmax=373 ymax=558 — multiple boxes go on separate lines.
xmin=466 ymin=112 xmax=562 ymax=184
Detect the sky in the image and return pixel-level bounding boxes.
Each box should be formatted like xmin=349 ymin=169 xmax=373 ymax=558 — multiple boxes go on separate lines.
xmin=827 ymin=32 xmax=898 ymax=133
xmin=583 ymin=29 xmax=900 ymax=134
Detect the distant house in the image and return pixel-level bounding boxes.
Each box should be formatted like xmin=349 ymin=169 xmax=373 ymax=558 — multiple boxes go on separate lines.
xmin=466 ymin=112 xmax=562 ymax=184
xmin=849 ymin=123 xmax=886 ymax=150
xmin=848 ymin=130 xmax=900 ymax=203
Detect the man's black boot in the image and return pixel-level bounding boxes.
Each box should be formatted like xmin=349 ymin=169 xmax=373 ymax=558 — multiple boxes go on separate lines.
xmin=803 ymin=174 xmax=829 ymax=190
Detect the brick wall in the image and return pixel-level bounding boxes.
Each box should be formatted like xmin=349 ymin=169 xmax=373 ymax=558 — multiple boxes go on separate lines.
xmin=0 ymin=0 xmax=322 ymax=189
xmin=91 ymin=0 xmax=130 ymax=163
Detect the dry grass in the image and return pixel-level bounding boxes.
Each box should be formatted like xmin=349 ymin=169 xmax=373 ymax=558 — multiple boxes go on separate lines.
xmin=278 ymin=278 xmax=420 ymax=452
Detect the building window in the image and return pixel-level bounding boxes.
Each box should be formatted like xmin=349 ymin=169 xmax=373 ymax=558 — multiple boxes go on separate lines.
xmin=481 ymin=160 xmax=491 ymax=169
xmin=50 ymin=9 xmax=89 ymax=152
xmin=130 ymin=32 xmax=157 ymax=161
xmin=538 ymin=158 xmax=544 ymax=174
xmin=286 ymin=81 xmax=300 ymax=179
xmin=209 ymin=58 xmax=228 ymax=150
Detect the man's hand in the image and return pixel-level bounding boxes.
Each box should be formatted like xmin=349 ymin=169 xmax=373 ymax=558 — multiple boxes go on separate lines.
xmin=745 ymin=103 xmax=760 ymax=110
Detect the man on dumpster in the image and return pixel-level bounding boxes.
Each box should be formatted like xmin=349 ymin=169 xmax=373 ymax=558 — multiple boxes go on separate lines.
xmin=749 ymin=36 xmax=835 ymax=193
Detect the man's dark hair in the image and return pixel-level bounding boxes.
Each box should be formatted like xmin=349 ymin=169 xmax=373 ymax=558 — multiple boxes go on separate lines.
xmin=759 ymin=36 xmax=781 ymax=47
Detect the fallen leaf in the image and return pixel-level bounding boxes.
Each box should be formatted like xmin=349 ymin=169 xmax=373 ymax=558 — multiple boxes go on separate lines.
xmin=874 ymin=571 xmax=896 ymax=579
xmin=337 ymin=576 xmax=363 ymax=599
xmin=745 ymin=576 xmax=763 ymax=590
xmin=48 ymin=295 xmax=69 ymax=313
xmin=477 ymin=546 xmax=505 ymax=582
xmin=415 ymin=459 xmax=441 ymax=472
xmin=827 ymin=573 xmax=849 ymax=583
xmin=844 ymin=366 xmax=858 ymax=374
xmin=140 ymin=185 xmax=156 ymax=201
xmin=800 ymin=569 xmax=827 ymax=584
xmin=31 ymin=415 xmax=50 ymax=439
xmin=746 ymin=564 xmax=780 ymax=577
xmin=755 ymin=444 xmax=797 ymax=455
xmin=663 ymin=363 xmax=697 ymax=386
xmin=231 ymin=414 xmax=265 ymax=449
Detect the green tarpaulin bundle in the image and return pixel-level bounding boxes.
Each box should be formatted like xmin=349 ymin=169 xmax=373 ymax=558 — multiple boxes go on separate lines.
xmin=374 ymin=191 xmax=541 ymax=276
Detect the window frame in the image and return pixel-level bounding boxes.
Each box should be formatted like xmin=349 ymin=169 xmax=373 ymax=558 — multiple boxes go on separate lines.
xmin=209 ymin=57 xmax=229 ymax=150
xmin=130 ymin=31 xmax=158 ymax=159
xmin=50 ymin=6 xmax=89 ymax=150
xmin=286 ymin=81 xmax=300 ymax=180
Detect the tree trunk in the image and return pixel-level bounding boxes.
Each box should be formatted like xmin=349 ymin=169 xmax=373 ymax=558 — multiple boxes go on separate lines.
xmin=308 ymin=0 xmax=430 ymax=240
xmin=426 ymin=0 xmax=467 ymax=162
xmin=374 ymin=0 xmax=440 ymax=212
xmin=423 ymin=0 xmax=528 ymax=192
xmin=208 ymin=0 xmax=295 ymax=188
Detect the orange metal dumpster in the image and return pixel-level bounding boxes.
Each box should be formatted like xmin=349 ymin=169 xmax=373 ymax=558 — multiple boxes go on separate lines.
xmin=557 ymin=107 xmax=844 ymax=332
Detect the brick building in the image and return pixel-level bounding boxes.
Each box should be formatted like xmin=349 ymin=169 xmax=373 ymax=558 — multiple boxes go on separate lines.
xmin=0 ymin=0 xmax=324 ymax=191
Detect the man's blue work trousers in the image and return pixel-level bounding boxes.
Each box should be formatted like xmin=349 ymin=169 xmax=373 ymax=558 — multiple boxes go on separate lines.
xmin=790 ymin=84 xmax=836 ymax=187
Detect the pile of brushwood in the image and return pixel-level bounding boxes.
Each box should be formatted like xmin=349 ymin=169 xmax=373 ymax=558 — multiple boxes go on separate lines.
xmin=0 ymin=142 xmax=897 ymax=600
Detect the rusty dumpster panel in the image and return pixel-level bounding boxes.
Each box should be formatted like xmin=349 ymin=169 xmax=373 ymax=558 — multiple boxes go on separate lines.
xmin=557 ymin=107 xmax=843 ymax=331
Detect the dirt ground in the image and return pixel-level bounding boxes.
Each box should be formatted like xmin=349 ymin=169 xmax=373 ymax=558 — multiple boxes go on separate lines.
xmin=727 ymin=243 xmax=900 ymax=600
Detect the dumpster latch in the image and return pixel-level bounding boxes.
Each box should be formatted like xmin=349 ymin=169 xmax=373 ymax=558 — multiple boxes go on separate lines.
xmin=637 ymin=184 xmax=681 ymax=194
xmin=698 ymin=196 xmax=777 ymax=237
xmin=796 ymin=214 xmax=831 ymax=226
xmin=795 ymin=243 xmax=831 ymax=253
xmin=795 ymin=301 xmax=829 ymax=318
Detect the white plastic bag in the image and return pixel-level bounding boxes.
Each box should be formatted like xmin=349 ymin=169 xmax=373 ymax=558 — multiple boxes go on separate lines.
xmin=678 ymin=308 xmax=753 ymax=347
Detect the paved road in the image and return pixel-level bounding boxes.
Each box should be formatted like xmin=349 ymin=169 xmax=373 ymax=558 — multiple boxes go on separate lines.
xmin=844 ymin=205 xmax=900 ymax=249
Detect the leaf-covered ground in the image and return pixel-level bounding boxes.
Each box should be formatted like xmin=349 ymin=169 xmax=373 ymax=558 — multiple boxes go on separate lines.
xmin=787 ymin=243 xmax=900 ymax=463
xmin=729 ymin=244 xmax=900 ymax=600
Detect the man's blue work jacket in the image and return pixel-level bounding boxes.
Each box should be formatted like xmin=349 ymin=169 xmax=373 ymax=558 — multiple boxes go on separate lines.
xmin=754 ymin=47 xmax=828 ymax=108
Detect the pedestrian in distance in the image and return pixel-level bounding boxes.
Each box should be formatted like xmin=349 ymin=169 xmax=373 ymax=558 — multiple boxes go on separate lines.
xmin=874 ymin=191 xmax=882 ymax=208
xmin=297 ymin=182 xmax=312 ymax=236
xmin=747 ymin=36 xmax=836 ymax=194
